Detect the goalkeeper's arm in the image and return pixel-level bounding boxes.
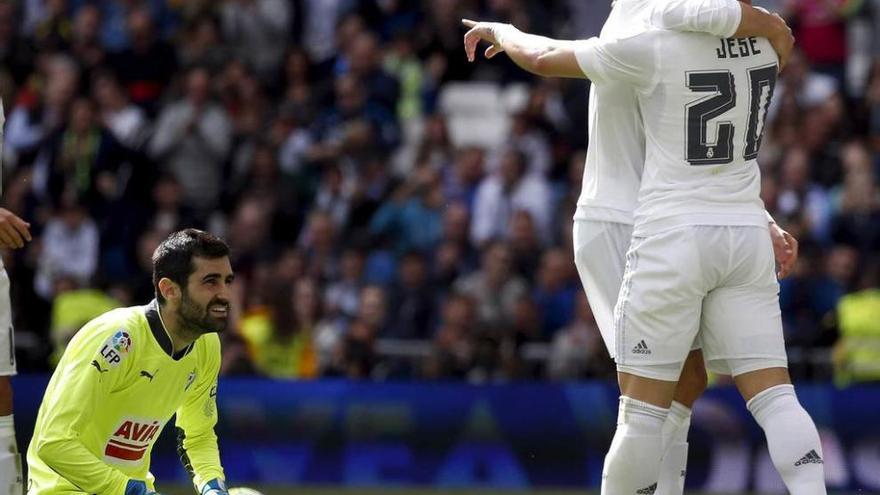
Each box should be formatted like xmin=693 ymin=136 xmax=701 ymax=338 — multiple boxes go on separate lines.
xmin=31 ymin=329 xmax=133 ymax=494
xmin=176 ymin=336 xmax=225 ymax=493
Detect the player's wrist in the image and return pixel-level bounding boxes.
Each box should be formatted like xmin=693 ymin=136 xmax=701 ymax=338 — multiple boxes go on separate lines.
xmin=125 ymin=480 xmax=158 ymax=495
xmin=492 ymin=22 xmax=515 ymax=47
xmin=200 ymin=478 xmax=228 ymax=495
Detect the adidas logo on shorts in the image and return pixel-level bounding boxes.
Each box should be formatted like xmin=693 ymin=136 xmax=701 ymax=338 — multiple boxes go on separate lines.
xmin=636 ymin=482 xmax=657 ymax=494
xmin=632 ymin=340 xmax=652 ymax=355
xmin=794 ymin=449 xmax=823 ymax=466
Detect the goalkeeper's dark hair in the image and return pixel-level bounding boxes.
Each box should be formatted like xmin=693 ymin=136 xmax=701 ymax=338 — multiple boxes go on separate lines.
xmin=152 ymin=228 xmax=230 ymax=304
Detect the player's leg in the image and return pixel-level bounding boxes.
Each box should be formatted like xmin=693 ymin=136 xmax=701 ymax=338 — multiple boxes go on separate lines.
xmin=572 ymin=219 xmax=632 ymax=361
xmin=575 ymin=220 xmax=702 ymax=494
xmin=657 ymin=349 xmax=707 ymax=495
xmin=602 ymin=228 xmax=707 ymax=495
xmin=0 ymin=267 xmax=22 ymax=494
xmin=701 ymin=227 xmax=826 ymax=495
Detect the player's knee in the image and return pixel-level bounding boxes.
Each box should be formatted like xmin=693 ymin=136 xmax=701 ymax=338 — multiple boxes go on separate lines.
xmin=0 ymin=376 xmax=11 ymax=398
xmin=675 ymin=354 xmax=708 ymax=406
xmin=681 ymin=366 xmax=708 ymax=395
xmin=0 ymin=377 xmax=12 ymax=415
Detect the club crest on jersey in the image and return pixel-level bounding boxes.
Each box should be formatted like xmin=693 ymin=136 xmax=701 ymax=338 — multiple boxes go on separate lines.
xmin=104 ymin=418 xmax=161 ymax=464
xmin=185 ymin=370 xmax=196 ymax=391
xmin=100 ymin=330 xmax=132 ymax=367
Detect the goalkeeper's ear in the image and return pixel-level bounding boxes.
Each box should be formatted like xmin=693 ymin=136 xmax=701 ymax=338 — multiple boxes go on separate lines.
xmin=158 ymin=277 xmax=181 ymax=303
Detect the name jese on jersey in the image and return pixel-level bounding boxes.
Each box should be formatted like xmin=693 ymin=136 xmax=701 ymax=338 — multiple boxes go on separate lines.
xmin=716 ymin=37 xmax=762 ymax=59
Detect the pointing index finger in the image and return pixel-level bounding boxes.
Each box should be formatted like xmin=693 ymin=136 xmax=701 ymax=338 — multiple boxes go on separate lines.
xmin=462 ymin=19 xmax=477 ymax=28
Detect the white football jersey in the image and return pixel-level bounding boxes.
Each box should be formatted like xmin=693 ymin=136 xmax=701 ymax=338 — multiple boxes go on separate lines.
xmin=575 ymin=0 xmax=743 ymax=224
xmin=575 ymin=24 xmax=776 ymax=235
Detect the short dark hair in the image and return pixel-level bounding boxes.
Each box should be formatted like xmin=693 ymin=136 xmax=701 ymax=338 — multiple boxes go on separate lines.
xmin=152 ymin=229 xmax=230 ymax=304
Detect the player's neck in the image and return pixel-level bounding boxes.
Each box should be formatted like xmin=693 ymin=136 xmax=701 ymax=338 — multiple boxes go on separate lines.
xmin=157 ymin=304 xmax=199 ymax=352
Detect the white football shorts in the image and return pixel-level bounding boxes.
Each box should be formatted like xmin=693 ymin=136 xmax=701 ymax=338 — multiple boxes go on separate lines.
xmin=614 ymin=225 xmax=788 ymax=381
xmin=574 ymin=220 xmax=705 ymax=361
xmin=0 ymin=266 xmax=14 ymax=376
xmin=573 ymin=220 xmax=632 ymax=359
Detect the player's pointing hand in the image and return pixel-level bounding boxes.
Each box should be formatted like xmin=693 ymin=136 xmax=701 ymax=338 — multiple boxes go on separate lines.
xmin=463 ymin=19 xmax=507 ymax=62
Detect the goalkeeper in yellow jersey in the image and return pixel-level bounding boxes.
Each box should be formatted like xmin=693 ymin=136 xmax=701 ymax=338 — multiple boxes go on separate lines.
xmin=27 ymin=229 xmax=234 ymax=495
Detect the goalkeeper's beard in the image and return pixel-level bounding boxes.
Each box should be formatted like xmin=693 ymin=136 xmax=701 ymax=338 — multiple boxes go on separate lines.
xmin=179 ymin=289 xmax=229 ymax=335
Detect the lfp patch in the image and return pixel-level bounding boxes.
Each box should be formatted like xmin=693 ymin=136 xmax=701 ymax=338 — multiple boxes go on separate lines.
xmin=100 ymin=330 xmax=132 ymax=367
xmin=112 ymin=331 xmax=132 ymax=354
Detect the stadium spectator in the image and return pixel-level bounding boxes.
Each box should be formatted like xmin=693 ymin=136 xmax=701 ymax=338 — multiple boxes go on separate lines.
xmin=48 ymin=276 xmax=119 ymax=366
xmin=345 ymin=31 xmax=400 ymax=115
xmin=149 ymin=65 xmax=232 ymax=216
xmin=178 ymin=15 xmax=229 ymax=73
xmin=470 ymin=148 xmax=553 ymax=245
xmin=355 ymin=284 xmax=388 ymax=337
xmin=5 ymin=54 xmax=79 ymax=168
xmin=454 ymin=241 xmax=527 ymax=330
xmin=532 ymin=248 xmax=578 ymax=338
xmin=69 ymin=3 xmax=106 ymax=80
xmin=424 ymin=293 xmax=475 ymax=380
xmin=777 ymin=147 xmax=833 ymax=240
xmin=548 ymin=291 xmax=611 ymax=380
xmin=32 ymin=97 xmax=124 ymax=213
xmin=298 ymin=209 xmax=340 ymax=282
xmin=108 ymin=6 xmax=176 ymax=112
xmin=324 ymin=247 xmax=366 ymax=322
xmin=91 ymin=70 xmax=147 ymax=148
xmin=310 ymin=73 xmax=400 ymax=161
xmin=508 ymin=210 xmax=542 ymax=282
xmin=370 ymin=166 xmax=444 ymax=253
xmin=34 ymin=196 xmax=99 ymax=299
xmin=832 ymin=263 xmax=880 ymax=385
xmin=219 ymin=0 xmax=290 ymax=82
xmin=785 ymin=0 xmax=855 ymax=86
xmin=240 ymin=277 xmax=327 ymax=379
xmin=442 ymin=145 xmax=484 ymax=210
xmin=386 ymin=251 xmax=436 ymax=340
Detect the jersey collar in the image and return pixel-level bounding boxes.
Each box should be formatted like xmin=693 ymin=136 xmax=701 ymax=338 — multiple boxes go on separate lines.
xmin=145 ymin=299 xmax=195 ymax=360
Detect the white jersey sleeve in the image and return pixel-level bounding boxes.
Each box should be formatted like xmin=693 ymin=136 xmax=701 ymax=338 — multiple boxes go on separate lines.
xmin=649 ymin=0 xmax=742 ymax=39
xmin=573 ymin=34 xmax=657 ymax=91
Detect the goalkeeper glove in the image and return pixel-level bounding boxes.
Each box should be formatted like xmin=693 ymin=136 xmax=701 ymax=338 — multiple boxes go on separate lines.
xmin=200 ymin=478 xmax=228 ymax=495
xmin=125 ymin=480 xmax=163 ymax=495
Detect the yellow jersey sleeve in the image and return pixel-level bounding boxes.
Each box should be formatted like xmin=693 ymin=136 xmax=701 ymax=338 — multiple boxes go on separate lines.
xmin=175 ymin=333 xmax=224 ymax=489
xmin=30 ymin=312 xmax=137 ymax=494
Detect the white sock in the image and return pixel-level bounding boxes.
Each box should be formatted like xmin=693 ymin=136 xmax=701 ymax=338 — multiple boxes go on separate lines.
xmin=601 ymin=396 xmax=668 ymax=495
xmin=656 ymin=401 xmax=691 ymax=495
xmin=0 ymin=414 xmax=23 ymax=495
xmin=747 ymin=384 xmax=826 ymax=495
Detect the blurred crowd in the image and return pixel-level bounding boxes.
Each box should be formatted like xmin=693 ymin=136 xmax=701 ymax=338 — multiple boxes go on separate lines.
xmin=1 ymin=0 xmax=879 ymax=384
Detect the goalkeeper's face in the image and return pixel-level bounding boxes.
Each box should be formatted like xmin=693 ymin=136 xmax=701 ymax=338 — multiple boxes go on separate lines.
xmin=179 ymin=256 xmax=234 ymax=334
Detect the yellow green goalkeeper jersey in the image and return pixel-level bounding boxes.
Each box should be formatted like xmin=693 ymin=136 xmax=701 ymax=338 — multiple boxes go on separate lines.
xmin=27 ymin=300 xmax=224 ymax=494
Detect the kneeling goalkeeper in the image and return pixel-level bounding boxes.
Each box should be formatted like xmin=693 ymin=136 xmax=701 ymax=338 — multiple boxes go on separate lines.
xmin=27 ymin=229 xmax=233 ymax=495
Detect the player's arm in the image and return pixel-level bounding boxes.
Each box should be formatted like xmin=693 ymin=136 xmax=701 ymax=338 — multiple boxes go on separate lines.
xmin=463 ymin=19 xmax=584 ymax=78
xmin=30 ymin=322 xmax=134 ymax=494
xmin=175 ymin=337 xmax=225 ymax=494
xmin=650 ymin=1 xmax=794 ymax=68
xmin=462 ymin=20 xmax=656 ymax=89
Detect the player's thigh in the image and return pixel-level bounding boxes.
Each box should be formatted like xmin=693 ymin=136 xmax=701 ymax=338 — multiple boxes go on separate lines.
xmin=0 ymin=268 xmax=13 ymax=377
xmin=700 ymin=227 xmax=787 ymax=377
xmin=614 ymin=227 xmax=707 ymax=381
xmin=572 ymin=220 xmax=632 ymax=359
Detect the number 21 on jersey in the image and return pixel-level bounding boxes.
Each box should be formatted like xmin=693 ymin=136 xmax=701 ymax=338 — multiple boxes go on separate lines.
xmin=684 ymin=63 xmax=777 ymax=166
